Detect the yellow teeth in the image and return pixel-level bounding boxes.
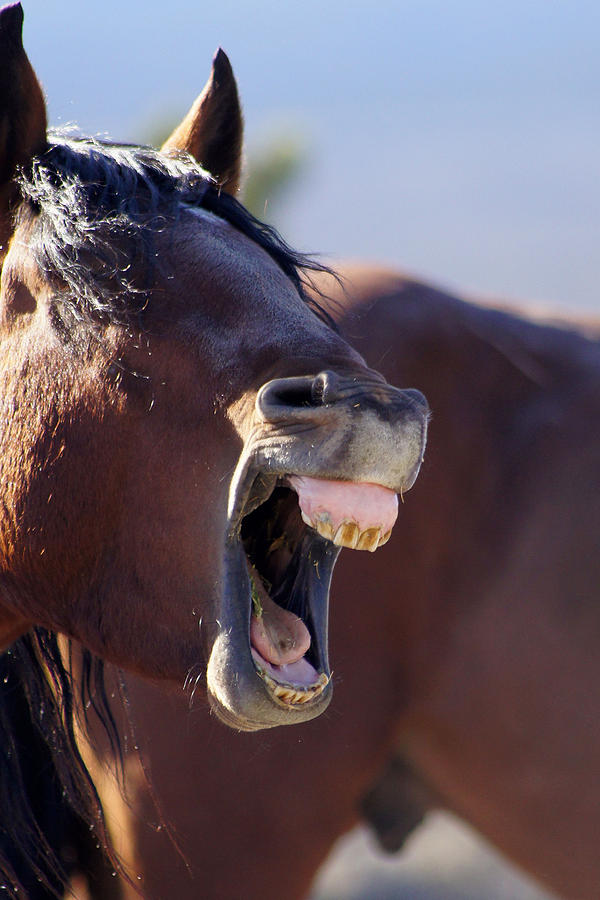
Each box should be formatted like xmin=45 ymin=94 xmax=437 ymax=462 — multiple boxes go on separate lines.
xmin=301 ymin=510 xmax=334 ymax=540
xmin=301 ymin=511 xmax=390 ymax=552
xmin=257 ymin=669 xmax=330 ymax=706
xmin=378 ymin=529 xmax=392 ymax=547
xmin=334 ymin=521 xmax=360 ymax=548
xmin=356 ymin=527 xmax=381 ymax=552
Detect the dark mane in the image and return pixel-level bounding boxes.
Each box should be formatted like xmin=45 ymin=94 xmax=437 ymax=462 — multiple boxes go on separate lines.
xmin=17 ymin=135 xmax=337 ymax=330
xmin=0 ymin=631 xmax=123 ymax=897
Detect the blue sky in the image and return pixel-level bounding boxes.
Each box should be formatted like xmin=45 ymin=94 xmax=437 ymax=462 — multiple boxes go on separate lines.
xmin=22 ymin=0 xmax=600 ymax=310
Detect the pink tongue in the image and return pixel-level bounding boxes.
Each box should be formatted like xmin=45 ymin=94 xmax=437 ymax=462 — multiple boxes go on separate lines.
xmin=251 ymin=649 xmax=319 ymax=688
xmin=250 ymin=587 xmax=311 ymax=667
xmin=289 ymin=476 xmax=398 ymax=534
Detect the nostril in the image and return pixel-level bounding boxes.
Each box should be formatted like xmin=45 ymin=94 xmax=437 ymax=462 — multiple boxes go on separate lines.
xmin=256 ymin=372 xmax=344 ymax=422
xmin=271 ymin=381 xmax=313 ymax=409
xmin=256 ymin=376 xmax=319 ymax=421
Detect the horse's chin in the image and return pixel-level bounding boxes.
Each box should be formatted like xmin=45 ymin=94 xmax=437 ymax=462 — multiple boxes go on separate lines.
xmin=205 ymin=455 xmax=399 ymax=731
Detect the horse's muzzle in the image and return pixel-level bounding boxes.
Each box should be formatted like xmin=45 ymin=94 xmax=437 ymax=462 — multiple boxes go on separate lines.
xmin=256 ymin=370 xmax=429 ymax=494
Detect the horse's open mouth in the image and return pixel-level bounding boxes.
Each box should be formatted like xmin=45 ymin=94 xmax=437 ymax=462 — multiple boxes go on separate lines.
xmin=241 ymin=478 xmax=335 ymax=707
xmin=234 ymin=469 xmax=398 ymax=708
xmin=206 ymin=450 xmax=399 ymax=730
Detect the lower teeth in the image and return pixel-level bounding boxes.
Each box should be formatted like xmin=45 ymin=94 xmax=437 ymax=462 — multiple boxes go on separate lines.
xmin=257 ymin=669 xmax=329 ymax=705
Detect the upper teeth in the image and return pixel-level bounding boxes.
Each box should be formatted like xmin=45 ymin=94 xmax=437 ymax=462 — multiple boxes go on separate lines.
xmin=300 ymin=512 xmax=391 ymax=551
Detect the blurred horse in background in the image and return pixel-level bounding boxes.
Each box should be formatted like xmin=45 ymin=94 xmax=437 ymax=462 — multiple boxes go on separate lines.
xmin=97 ymin=264 xmax=600 ymax=900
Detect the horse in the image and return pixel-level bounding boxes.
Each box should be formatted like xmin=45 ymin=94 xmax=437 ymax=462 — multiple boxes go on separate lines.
xmin=0 ymin=4 xmax=428 ymax=895
xmin=95 ymin=264 xmax=600 ymax=900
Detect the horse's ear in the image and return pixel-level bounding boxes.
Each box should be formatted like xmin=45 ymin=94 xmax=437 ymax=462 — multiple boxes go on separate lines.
xmin=0 ymin=2 xmax=47 ymax=258
xmin=161 ymin=49 xmax=243 ymax=196
xmin=0 ymin=4 xmax=47 ymax=185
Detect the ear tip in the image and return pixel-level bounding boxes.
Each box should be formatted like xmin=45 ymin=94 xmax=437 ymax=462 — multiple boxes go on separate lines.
xmin=0 ymin=3 xmax=24 ymax=50
xmin=212 ymin=47 xmax=234 ymax=82
xmin=0 ymin=3 xmax=24 ymax=38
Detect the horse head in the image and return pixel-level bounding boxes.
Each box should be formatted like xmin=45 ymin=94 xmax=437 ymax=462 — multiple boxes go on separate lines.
xmin=0 ymin=3 xmax=428 ymax=731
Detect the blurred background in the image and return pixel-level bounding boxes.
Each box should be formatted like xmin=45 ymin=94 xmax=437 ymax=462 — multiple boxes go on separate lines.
xmin=24 ymin=0 xmax=599 ymax=313
xmin=21 ymin=2 xmax=594 ymax=897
